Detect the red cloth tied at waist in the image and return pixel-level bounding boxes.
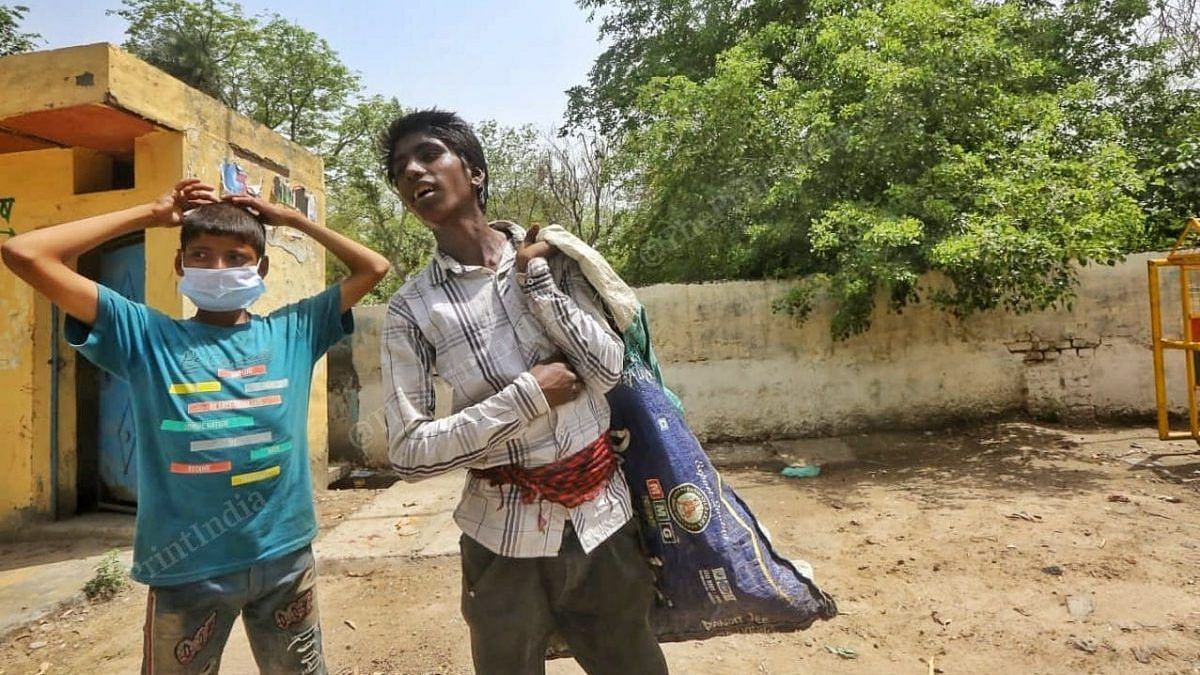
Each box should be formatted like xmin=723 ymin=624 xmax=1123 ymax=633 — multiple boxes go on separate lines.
xmin=470 ymin=433 xmax=618 ymax=508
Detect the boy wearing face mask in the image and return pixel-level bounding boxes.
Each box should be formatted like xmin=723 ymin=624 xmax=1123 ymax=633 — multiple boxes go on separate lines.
xmin=1 ymin=178 xmax=389 ymax=674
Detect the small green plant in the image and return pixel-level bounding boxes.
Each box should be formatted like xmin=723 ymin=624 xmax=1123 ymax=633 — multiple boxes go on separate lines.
xmin=772 ymin=278 xmax=822 ymax=322
xmin=83 ymin=550 xmax=128 ymax=601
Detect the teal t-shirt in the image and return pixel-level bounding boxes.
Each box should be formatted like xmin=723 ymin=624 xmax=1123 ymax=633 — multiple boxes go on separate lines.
xmin=67 ymin=283 xmax=352 ymax=586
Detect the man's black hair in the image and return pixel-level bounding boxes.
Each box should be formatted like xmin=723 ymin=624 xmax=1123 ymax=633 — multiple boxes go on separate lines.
xmin=379 ymin=108 xmax=490 ymax=212
xmin=180 ymin=203 xmax=267 ymax=258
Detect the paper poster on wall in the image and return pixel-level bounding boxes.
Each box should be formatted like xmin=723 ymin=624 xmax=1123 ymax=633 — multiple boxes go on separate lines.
xmin=219 ymin=160 xmax=262 ymax=197
xmin=290 ymin=186 xmax=318 ymax=222
xmin=220 ymin=160 xmax=248 ymax=195
xmin=271 ymin=176 xmax=295 ymax=208
xmin=293 ymin=186 xmax=309 ymax=217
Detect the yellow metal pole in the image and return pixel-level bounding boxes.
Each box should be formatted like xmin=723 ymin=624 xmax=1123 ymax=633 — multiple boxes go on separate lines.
xmin=1161 ymin=431 xmax=1198 ymax=441
xmin=1180 ymin=267 xmax=1198 ymax=441
xmin=1158 ymin=339 xmax=1200 ymax=350
xmin=1149 ymin=261 xmax=1169 ymax=439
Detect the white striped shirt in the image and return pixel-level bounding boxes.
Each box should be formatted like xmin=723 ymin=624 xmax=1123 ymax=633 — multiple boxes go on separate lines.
xmin=381 ymin=222 xmax=633 ymax=557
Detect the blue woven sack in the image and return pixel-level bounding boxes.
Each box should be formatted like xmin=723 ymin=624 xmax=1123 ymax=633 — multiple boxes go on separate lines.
xmin=608 ymin=308 xmax=837 ymax=642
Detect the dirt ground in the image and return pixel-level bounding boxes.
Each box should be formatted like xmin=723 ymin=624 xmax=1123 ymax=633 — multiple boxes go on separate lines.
xmin=1 ymin=422 xmax=1198 ymax=675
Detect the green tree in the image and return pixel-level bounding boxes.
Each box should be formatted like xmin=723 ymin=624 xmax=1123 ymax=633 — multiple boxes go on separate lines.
xmin=476 ymin=121 xmax=555 ymax=225
xmin=0 ymin=4 xmax=39 ymax=56
xmin=1016 ymin=1 xmax=1200 ymax=245
xmin=1145 ymin=1 xmax=1200 ymax=69
xmin=323 ymin=96 xmax=431 ymax=303
xmin=109 ymin=0 xmax=255 ymax=105
xmin=542 ymin=131 xmax=619 ymax=247
xmin=243 ymin=15 xmax=359 ymax=147
xmin=616 ymin=0 xmax=1148 ymax=338
xmin=566 ymin=0 xmax=806 ymax=132
xmin=476 ymin=123 xmax=622 ymax=250
xmin=112 ymin=0 xmax=359 ymax=146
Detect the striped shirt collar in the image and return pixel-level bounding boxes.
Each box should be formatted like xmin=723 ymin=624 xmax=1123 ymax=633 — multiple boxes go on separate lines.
xmin=428 ymin=220 xmax=524 ymax=286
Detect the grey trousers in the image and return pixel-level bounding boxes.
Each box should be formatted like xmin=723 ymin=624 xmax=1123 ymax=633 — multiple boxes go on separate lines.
xmin=141 ymin=545 xmax=325 ymax=675
xmin=459 ymin=519 xmax=669 ymax=675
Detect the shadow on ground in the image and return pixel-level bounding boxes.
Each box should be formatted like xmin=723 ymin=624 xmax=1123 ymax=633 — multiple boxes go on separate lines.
xmin=706 ymin=422 xmax=1127 ymax=510
xmin=1123 ymin=448 xmax=1200 ymax=483
xmin=0 ymin=539 xmax=126 ymax=574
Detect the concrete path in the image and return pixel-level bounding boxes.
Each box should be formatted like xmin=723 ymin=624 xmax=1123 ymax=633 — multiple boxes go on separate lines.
xmin=313 ymin=472 xmax=464 ymax=574
xmin=0 ymin=549 xmax=133 ymax=638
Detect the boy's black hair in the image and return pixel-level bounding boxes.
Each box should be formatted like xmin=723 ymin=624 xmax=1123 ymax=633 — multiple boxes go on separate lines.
xmin=180 ymin=203 xmax=267 ymax=258
xmin=379 ymin=109 xmax=489 ymax=212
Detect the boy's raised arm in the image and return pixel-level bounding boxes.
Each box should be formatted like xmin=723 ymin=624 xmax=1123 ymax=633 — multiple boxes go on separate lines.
xmin=224 ymin=194 xmax=390 ymax=312
xmin=0 ymin=179 xmax=217 ymax=325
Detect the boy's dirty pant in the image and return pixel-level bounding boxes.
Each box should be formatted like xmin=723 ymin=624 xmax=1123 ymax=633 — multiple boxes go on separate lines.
xmin=141 ymin=544 xmax=325 ymax=675
xmin=460 ymin=520 xmax=669 ymax=675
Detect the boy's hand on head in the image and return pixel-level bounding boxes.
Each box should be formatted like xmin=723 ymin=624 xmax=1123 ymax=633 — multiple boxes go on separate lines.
xmin=223 ymin=194 xmax=306 ymax=229
xmin=150 ymin=178 xmax=218 ymax=227
xmin=516 ymin=224 xmax=558 ymax=273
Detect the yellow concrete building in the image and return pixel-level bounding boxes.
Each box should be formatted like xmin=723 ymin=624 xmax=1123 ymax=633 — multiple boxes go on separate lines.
xmin=0 ymin=44 xmax=330 ymax=534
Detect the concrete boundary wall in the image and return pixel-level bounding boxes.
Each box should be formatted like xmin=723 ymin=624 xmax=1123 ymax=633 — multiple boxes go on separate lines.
xmin=329 ymin=252 xmax=1183 ymax=467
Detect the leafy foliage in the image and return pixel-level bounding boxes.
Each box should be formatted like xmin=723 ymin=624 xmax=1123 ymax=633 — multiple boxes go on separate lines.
xmin=109 ymin=0 xmax=256 ymax=106
xmin=242 ymin=16 xmax=358 ymax=147
xmin=112 ymin=0 xmax=359 ymax=147
xmin=83 ymin=550 xmax=129 ymax=602
xmin=0 ymin=4 xmax=38 ymax=56
xmin=477 ymin=121 xmax=555 ymax=226
xmin=322 ymin=96 xmax=431 ymax=303
xmin=567 ymin=0 xmax=806 ymax=133
xmin=612 ymin=0 xmax=1152 ymax=337
xmin=479 ymin=123 xmax=621 ymax=248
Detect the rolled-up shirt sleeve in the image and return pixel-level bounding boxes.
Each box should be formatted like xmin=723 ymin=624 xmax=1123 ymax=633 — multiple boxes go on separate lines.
xmin=382 ymin=298 xmax=549 ymax=481
xmin=521 ymin=256 xmax=623 ymax=393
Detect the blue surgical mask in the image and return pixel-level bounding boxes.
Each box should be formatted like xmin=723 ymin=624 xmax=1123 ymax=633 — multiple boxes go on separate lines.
xmin=179 ymin=265 xmax=266 ymax=312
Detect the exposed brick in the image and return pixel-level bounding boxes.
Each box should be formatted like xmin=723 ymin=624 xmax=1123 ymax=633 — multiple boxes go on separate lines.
xmin=1042 ymin=350 xmax=1060 ymax=361
xmin=1055 ymin=340 xmax=1073 ymax=350
xmin=1024 ymin=352 xmax=1045 ymax=362
xmin=1076 ymin=348 xmax=1094 ymax=358
xmin=1006 ymin=341 xmax=1034 ymax=353
xmin=1071 ymin=338 xmax=1100 ymax=349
